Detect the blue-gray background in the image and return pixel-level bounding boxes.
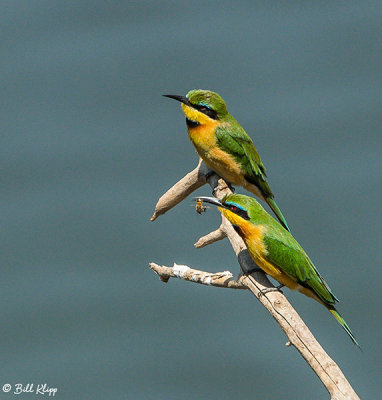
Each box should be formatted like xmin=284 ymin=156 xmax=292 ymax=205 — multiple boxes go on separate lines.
xmin=1 ymin=1 xmax=381 ymax=399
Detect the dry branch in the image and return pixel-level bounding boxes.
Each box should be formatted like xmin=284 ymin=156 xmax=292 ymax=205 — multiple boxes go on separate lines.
xmin=151 ymin=158 xmax=209 ymax=221
xmin=149 ymin=159 xmax=360 ymax=400
xmin=194 ymin=225 xmax=226 ymax=248
xmin=149 ymin=262 xmax=246 ymax=289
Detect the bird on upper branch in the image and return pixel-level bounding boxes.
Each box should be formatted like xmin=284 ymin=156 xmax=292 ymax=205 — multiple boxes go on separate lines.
xmin=164 ymin=89 xmax=289 ymax=231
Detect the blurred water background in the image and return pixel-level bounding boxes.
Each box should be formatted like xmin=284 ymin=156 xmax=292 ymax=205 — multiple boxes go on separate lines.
xmin=1 ymin=1 xmax=381 ymax=399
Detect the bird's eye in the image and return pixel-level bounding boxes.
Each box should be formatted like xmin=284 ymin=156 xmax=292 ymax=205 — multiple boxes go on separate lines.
xmin=226 ymin=203 xmax=250 ymax=220
xmin=195 ymin=104 xmax=218 ymax=120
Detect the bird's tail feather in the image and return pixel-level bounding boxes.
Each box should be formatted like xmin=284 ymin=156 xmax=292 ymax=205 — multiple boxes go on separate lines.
xmin=328 ymin=307 xmax=360 ymax=348
xmin=265 ymin=198 xmax=290 ymax=232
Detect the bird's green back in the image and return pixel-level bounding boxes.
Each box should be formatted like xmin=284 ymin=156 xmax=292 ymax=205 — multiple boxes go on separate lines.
xmin=215 ymin=118 xmax=273 ymax=199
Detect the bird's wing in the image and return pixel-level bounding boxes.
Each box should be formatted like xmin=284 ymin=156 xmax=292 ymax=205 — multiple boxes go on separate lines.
xmin=215 ymin=126 xmax=290 ymax=231
xmin=215 ymin=126 xmax=273 ymax=198
xmin=263 ymin=235 xmax=338 ymax=305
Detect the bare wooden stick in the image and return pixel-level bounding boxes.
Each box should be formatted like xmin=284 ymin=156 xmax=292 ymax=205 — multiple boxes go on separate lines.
xmin=149 ymin=159 xmax=361 ymax=400
xmin=151 ymin=159 xmax=209 ymax=221
xmin=194 ymin=225 xmax=226 ymax=248
xmin=149 ymin=262 xmax=246 ymax=289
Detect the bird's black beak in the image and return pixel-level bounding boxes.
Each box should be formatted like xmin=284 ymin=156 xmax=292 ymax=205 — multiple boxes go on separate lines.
xmin=163 ymin=94 xmax=192 ymax=106
xmin=193 ymin=196 xmax=227 ymax=209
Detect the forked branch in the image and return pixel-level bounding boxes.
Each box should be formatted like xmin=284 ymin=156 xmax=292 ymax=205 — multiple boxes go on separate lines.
xmin=149 ymin=159 xmax=360 ymax=400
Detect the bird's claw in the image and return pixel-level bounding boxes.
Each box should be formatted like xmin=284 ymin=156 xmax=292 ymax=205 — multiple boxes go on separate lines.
xmin=258 ymin=284 xmax=284 ymax=298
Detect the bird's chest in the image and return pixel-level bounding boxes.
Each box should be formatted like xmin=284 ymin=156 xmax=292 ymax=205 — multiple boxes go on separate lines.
xmin=188 ymin=124 xmax=217 ymax=153
xmin=240 ymin=223 xmax=267 ymax=260
xmin=239 ymin=223 xmax=283 ymax=278
xmin=188 ymin=124 xmax=242 ymax=183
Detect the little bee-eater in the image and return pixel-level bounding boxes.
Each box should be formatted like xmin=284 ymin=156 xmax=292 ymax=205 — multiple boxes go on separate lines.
xmin=164 ymin=89 xmax=289 ymax=231
xmin=197 ymin=194 xmax=359 ymax=346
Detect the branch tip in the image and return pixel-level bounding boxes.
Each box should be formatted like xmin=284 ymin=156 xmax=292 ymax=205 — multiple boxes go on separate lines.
xmin=194 ymin=227 xmax=227 ymax=248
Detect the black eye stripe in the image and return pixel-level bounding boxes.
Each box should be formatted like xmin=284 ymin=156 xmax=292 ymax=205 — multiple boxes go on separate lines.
xmin=204 ymin=108 xmax=218 ymax=119
xmin=226 ymin=204 xmax=250 ymax=220
xmin=192 ymin=104 xmax=218 ymax=120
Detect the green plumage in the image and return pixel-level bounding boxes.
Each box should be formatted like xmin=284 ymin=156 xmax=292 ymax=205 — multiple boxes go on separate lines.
xmin=263 ymin=236 xmax=337 ymax=305
xmin=215 ymin=122 xmax=270 ymax=194
xmin=220 ymin=193 xmax=359 ymax=347
xmin=164 ymin=89 xmax=289 ymax=230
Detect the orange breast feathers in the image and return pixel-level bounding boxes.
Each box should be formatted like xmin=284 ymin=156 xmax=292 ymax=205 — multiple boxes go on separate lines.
xmin=220 ymin=209 xmax=268 ymax=260
xmin=181 ymin=104 xmax=243 ymax=184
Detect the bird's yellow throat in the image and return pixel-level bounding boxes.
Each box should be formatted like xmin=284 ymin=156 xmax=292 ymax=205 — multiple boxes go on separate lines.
xmin=220 ymin=208 xmax=263 ymax=240
xmin=180 ymin=103 xmax=220 ymax=152
xmin=181 ymin=103 xmax=217 ymax=125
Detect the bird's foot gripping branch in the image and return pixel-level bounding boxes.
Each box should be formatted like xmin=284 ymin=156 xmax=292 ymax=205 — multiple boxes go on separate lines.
xmin=149 ymin=159 xmax=360 ymax=400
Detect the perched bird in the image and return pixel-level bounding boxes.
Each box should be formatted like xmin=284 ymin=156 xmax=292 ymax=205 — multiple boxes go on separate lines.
xmin=196 ymin=194 xmax=359 ymax=346
xmin=164 ymin=89 xmax=289 ymax=231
